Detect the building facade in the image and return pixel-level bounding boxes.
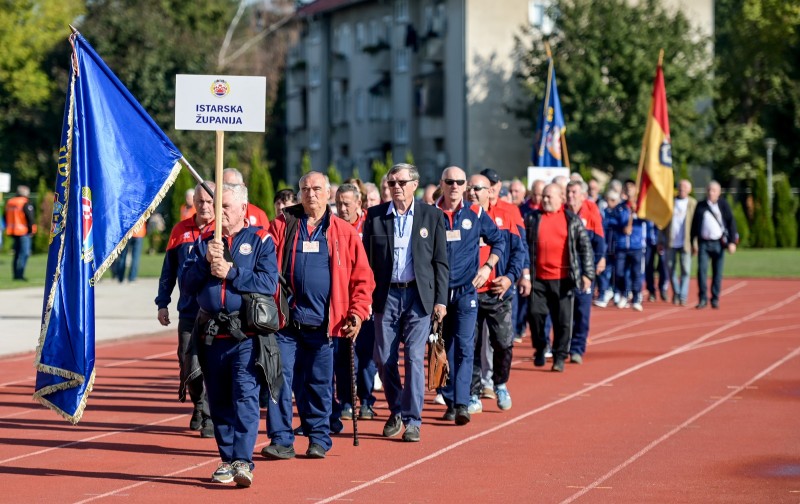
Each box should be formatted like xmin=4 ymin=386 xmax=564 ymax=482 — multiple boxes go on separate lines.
xmin=285 ymin=0 xmax=713 ymax=185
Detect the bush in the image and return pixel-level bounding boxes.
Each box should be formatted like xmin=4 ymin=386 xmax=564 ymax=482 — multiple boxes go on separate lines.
xmin=731 ymin=199 xmax=750 ymax=247
xmin=750 ymin=171 xmax=775 ymax=248
xmin=773 ymin=176 xmax=798 ymax=248
xmin=248 ymin=145 xmax=275 ymax=220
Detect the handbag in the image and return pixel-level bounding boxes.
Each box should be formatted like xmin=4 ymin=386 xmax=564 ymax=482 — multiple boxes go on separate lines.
xmin=426 ymin=317 xmax=449 ymax=391
xmin=242 ymin=292 xmax=281 ymax=334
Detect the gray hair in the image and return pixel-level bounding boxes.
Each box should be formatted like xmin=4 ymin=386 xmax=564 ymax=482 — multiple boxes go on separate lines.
xmin=223 ymin=168 xmax=244 ymax=184
xmin=222 ymin=182 xmax=248 ymax=204
xmin=567 ymin=180 xmax=588 ymax=194
xmin=388 ymin=163 xmax=420 ymax=181
xmin=298 ymin=171 xmax=331 ymax=190
xmin=337 ymin=183 xmax=361 ymax=198
xmin=606 ymin=189 xmax=621 ymax=202
xmin=708 ymin=180 xmax=721 ymax=191
xmin=364 ymin=182 xmax=379 ymax=194
xmin=16 ymin=185 xmax=30 ymax=197
xmin=609 ymin=179 xmax=623 ymax=193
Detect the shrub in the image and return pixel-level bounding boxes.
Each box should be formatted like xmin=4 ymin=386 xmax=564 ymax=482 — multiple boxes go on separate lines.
xmin=773 ymin=176 xmax=798 ymax=248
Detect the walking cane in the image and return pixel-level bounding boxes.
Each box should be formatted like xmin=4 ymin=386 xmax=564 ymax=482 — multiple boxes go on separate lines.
xmin=349 ymin=337 xmax=359 ymax=446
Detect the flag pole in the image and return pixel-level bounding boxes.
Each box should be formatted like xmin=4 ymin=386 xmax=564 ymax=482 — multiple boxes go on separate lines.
xmin=214 ymin=130 xmax=224 ymax=240
xmin=179 ymin=157 xmax=215 ymax=199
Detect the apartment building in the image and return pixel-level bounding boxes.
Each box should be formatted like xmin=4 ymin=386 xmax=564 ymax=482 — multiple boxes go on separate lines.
xmin=284 ymin=0 xmax=713 ymax=184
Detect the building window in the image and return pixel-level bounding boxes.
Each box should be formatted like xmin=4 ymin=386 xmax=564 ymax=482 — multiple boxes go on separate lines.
xmin=310 ymin=128 xmax=321 ymax=151
xmin=395 ymin=119 xmax=408 ymax=144
xmin=395 ymin=0 xmax=409 ymax=22
xmin=395 ymin=48 xmax=409 ymax=72
xmin=356 ymin=22 xmax=366 ymax=48
xmin=309 ymin=65 xmax=321 ymax=87
xmin=309 ymin=20 xmax=321 ymax=44
xmin=369 ymin=19 xmax=379 ymax=46
xmin=355 ymin=89 xmax=365 ymax=122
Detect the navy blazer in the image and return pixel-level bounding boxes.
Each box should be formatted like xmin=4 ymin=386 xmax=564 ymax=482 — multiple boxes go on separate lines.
xmin=362 ymin=201 xmax=449 ymax=315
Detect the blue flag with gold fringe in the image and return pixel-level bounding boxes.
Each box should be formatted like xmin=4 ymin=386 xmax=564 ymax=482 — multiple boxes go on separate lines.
xmin=532 ymin=55 xmax=568 ymax=167
xmin=33 ymin=32 xmax=182 ymax=423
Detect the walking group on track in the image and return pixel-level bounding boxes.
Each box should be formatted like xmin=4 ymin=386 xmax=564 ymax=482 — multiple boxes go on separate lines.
xmin=154 ymin=164 xmax=738 ymax=488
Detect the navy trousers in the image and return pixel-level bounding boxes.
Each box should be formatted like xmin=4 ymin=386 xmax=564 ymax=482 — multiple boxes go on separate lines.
xmin=441 ymin=285 xmax=478 ymax=408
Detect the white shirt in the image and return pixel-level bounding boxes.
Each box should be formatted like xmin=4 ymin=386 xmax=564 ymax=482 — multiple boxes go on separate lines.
xmin=700 ymin=201 xmax=724 ymax=241
xmin=388 ymin=200 xmax=415 ymax=282
xmin=670 ymin=197 xmax=689 ymax=247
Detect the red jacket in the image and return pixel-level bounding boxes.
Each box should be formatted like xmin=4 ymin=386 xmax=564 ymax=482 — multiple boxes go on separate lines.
xmin=269 ymin=206 xmax=375 ymax=337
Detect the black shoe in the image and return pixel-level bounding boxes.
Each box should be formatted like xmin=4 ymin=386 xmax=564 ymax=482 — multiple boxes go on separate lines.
xmin=261 ymin=443 xmax=295 ymax=460
xmin=533 ymin=353 xmax=546 ymax=367
xmin=306 ymin=443 xmax=327 ymax=459
xmin=711 ymin=300 xmax=719 ymax=309
xmin=454 ymin=405 xmax=470 ymax=426
xmin=402 ymin=424 xmax=420 ymax=442
xmin=441 ymin=406 xmax=456 ymax=421
xmin=200 ymin=418 xmax=215 ymax=438
xmin=189 ymin=409 xmax=203 ymax=431
xmin=330 ymin=417 xmax=344 ymax=434
xmin=696 ymin=300 xmax=708 ymax=309
xmin=359 ymin=404 xmax=375 ymax=420
xmin=551 ymin=360 xmax=565 ymax=373
xmin=383 ymin=414 xmax=402 ymax=437
xmin=340 ymin=404 xmax=353 ymax=420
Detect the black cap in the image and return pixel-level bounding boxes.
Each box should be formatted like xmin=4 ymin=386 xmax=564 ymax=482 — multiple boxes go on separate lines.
xmin=480 ymin=168 xmax=500 ymax=184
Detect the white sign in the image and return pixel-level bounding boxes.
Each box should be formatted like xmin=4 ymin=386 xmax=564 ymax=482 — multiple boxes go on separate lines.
xmin=527 ymin=166 xmax=570 ymax=188
xmin=175 ymin=74 xmax=266 ymax=132
xmin=0 ymin=172 xmax=9 ymax=193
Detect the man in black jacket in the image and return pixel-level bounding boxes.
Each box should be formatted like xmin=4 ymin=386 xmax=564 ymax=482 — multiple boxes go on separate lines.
xmin=525 ymin=183 xmax=595 ymax=372
xmin=690 ymin=180 xmax=738 ymax=309
xmin=362 ymin=163 xmax=449 ymax=442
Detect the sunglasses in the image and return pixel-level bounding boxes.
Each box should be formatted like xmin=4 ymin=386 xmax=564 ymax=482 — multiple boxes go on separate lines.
xmin=443 ymin=179 xmax=466 ymax=186
xmin=387 ymin=180 xmax=414 ymax=188
xmin=467 ymin=185 xmax=487 ymax=192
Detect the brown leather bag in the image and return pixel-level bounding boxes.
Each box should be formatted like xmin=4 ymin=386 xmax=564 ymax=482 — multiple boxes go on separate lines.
xmin=426 ymin=317 xmax=449 ymax=391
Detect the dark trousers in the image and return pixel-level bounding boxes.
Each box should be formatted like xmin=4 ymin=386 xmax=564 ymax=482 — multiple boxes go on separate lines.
xmin=645 ymin=244 xmax=668 ymax=296
xmin=697 ymin=239 xmax=726 ymax=304
xmin=569 ymin=289 xmax=592 ymax=356
xmin=178 ymin=318 xmax=209 ymax=418
xmin=530 ymin=278 xmax=574 ymax=362
xmin=203 ymin=337 xmax=260 ymax=465
xmin=268 ymin=326 xmax=334 ymax=450
xmin=441 ymin=285 xmax=478 ymax=407
xmin=615 ymin=248 xmax=644 ymax=299
xmin=513 ymin=286 xmax=528 ymax=337
xmin=12 ymin=234 xmax=32 ymax=280
xmin=332 ymin=319 xmax=377 ymax=411
xmin=471 ymin=292 xmax=514 ymax=395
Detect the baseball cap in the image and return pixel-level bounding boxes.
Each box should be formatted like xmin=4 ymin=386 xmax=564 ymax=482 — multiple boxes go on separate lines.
xmin=480 ymin=168 xmax=500 ymax=184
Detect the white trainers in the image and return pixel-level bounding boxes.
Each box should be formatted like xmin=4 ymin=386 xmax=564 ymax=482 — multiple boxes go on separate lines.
xmin=434 ymin=393 xmax=446 ymax=405
xmin=632 ymin=302 xmax=643 ymax=312
xmin=373 ymin=372 xmax=383 ymax=391
xmin=467 ymin=395 xmax=483 ymax=414
xmin=617 ymin=298 xmax=629 ymax=309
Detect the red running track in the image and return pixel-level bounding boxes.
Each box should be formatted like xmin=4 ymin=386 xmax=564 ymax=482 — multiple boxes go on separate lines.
xmin=1 ymin=279 xmax=799 ymax=503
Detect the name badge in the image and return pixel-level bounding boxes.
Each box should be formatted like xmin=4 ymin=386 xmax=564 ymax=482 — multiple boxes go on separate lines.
xmin=302 ymin=241 xmax=320 ymax=253
xmin=446 ymin=230 xmax=462 ymax=242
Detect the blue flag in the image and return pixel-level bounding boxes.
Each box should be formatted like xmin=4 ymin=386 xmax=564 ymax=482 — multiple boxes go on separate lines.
xmin=33 ymin=33 xmax=182 ymax=423
xmin=532 ymin=57 xmax=568 ymax=167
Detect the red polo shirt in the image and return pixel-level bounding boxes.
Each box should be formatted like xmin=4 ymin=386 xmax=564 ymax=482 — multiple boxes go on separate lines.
xmin=536 ymin=207 xmax=568 ymax=280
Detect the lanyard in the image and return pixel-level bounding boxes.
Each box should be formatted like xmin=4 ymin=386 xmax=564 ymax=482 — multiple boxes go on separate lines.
xmin=301 ymin=215 xmax=326 ymax=242
xmin=395 ymin=211 xmax=409 ymax=238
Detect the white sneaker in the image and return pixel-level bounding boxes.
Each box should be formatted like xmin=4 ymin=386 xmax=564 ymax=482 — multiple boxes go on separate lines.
xmin=467 ymin=395 xmax=483 ymax=414
xmin=613 ymin=293 xmax=621 ymax=305
xmin=373 ymin=373 xmax=383 ymax=391
xmin=593 ymin=299 xmax=609 ymax=308
xmin=434 ymin=393 xmax=446 ymax=405
xmin=632 ymin=302 xmax=643 ymax=312
xmin=617 ymin=298 xmax=629 ymax=309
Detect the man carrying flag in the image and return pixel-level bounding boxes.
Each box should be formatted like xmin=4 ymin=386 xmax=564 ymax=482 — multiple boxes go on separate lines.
xmin=635 ymin=50 xmax=674 ymax=230
xmin=33 ymin=30 xmax=183 ymax=423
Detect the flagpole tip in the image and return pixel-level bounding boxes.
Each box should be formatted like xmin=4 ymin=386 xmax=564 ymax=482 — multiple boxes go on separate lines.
xmin=658 ymin=48 xmax=664 ymax=67
xmin=544 ymin=40 xmax=552 ymax=59
xmin=69 ymin=24 xmax=79 ymax=34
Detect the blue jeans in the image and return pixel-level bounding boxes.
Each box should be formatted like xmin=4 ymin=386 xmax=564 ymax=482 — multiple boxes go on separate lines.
xmin=114 ymin=237 xmax=143 ymax=282
xmin=441 ymin=285 xmax=478 ymax=407
xmin=268 ymin=325 xmax=334 ymax=450
xmin=12 ymin=234 xmax=32 ymax=280
xmin=697 ymin=239 xmax=725 ymax=304
xmin=374 ymin=287 xmax=429 ymax=428
xmin=666 ymin=247 xmax=692 ymax=302
xmin=203 ymin=337 xmax=260 ymax=466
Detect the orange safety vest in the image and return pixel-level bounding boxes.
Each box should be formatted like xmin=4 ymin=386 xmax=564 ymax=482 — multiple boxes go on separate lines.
xmin=131 ymin=221 xmax=147 ymax=239
xmin=4 ymin=196 xmax=36 ymax=236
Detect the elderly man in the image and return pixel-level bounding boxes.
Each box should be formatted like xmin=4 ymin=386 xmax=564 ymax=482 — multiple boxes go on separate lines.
xmin=265 ymin=172 xmax=374 ymax=459
xmin=156 ymin=182 xmax=215 ymax=437
xmin=525 ymin=184 xmax=595 ymax=372
xmin=223 ymin=168 xmax=270 ymax=229
xmin=181 ymin=183 xmax=279 ymax=487
xmin=690 ymin=181 xmax=737 ymax=309
xmin=659 ymin=179 xmax=696 ymax=306
xmin=333 ymin=183 xmax=377 ymax=421
xmin=436 ymin=167 xmax=503 ymax=424
xmin=509 ymin=179 xmax=527 ymax=206
xmin=362 ymin=163 xmax=449 ymax=442
xmin=565 ymin=180 xmax=606 ymax=363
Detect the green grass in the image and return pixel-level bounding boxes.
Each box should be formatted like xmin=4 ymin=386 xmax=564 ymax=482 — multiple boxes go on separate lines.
xmin=0 ymin=248 xmax=797 ymax=290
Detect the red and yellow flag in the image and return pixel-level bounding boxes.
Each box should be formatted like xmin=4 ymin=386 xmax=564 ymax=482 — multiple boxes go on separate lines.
xmin=635 ymin=51 xmax=674 ymax=230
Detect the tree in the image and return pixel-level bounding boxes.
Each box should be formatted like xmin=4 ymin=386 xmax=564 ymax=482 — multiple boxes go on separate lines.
xmin=248 ymin=145 xmax=275 ymax=219
xmin=514 ymin=0 xmax=713 ymax=176
xmin=773 ymin=175 xmax=798 ymax=248
xmin=372 ymin=151 xmax=393 ymax=185
xmin=0 ymin=0 xmax=84 ymax=185
xmin=327 ymin=164 xmax=343 ymax=185
xmin=750 ymin=169 xmax=776 ymax=247
xmin=169 ymin=169 xmax=197 ymax=230
xmin=731 ymin=199 xmax=751 ymax=248
xmin=714 ymin=0 xmax=800 ymax=186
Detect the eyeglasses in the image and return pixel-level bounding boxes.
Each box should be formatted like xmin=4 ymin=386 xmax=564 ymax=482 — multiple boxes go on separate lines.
xmin=467 ymin=186 xmax=487 ymax=192
xmin=443 ymin=179 xmax=466 ymax=186
xmin=387 ymin=180 xmax=414 ymax=188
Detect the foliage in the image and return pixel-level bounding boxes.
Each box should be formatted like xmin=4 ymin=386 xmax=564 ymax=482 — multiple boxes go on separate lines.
xmin=371 ymin=151 xmax=393 ymax=185
xmin=276 ymin=179 xmax=291 ymax=191
xmin=773 ymin=175 xmax=798 ymax=247
xmin=750 ymin=170 xmax=775 ymax=247
xmin=714 ymin=0 xmax=800 ymax=186
xmin=248 ymin=145 xmax=275 ymax=219
xmin=514 ymin=0 xmax=713 ymax=176
xmin=731 ymin=198 xmax=750 ymax=247
xmin=405 ymin=150 xmax=415 ymax=165
xmin=327 ymin=164 xmax=343 ymax=185
xmin=300 ymin=151 xmax=312 ymax=175
xmin=34 ymin=177 xmax=52 ymax=253
xmin=0 ymin=0 xmax=84 ymax=185
xmin=169 ymin=168 xmax=197 ymax=230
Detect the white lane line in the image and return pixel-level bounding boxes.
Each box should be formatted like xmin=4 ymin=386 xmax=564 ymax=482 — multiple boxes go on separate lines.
xmin=313 ymin=290 xmax=800 ymax=504
xmin=559 ymin=345 xmax=800 ymax=504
